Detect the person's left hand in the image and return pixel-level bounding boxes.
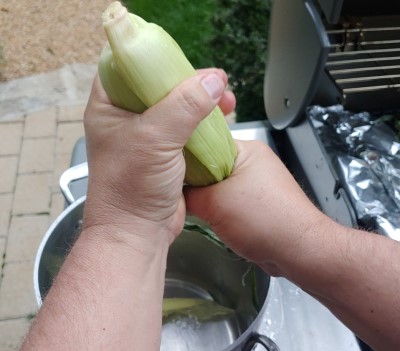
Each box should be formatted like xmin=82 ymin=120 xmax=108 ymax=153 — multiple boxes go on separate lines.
xmin=83 ymin=68 xmax=235 ymax=244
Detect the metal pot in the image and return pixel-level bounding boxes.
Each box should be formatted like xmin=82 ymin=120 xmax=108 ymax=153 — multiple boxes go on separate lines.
xmin=34 ymin=164 xmax=279 ymax=351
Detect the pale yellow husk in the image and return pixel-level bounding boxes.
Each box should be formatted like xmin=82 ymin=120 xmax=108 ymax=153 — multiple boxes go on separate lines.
xmin=100 ymin=1 xmax=237 ymax=186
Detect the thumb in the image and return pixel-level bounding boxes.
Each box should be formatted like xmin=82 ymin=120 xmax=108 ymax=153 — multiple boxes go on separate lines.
xmin=141 ymin=73 xmax=226 ymax=147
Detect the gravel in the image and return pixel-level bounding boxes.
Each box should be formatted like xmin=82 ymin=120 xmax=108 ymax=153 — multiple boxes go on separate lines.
xmin=0 ymin=0 xmax=111 ymax=81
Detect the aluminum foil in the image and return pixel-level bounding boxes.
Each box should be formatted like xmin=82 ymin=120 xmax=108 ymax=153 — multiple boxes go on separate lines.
xmin=307 ymin=105 xmax=400 ymax=240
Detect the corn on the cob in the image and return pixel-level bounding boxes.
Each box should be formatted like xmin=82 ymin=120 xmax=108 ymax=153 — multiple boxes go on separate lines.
xmin=162 ymin=298 xmax=234 ymax=322
xmin=98 ymin=43 xmax=146 ymax=112
xmin=100 ymin=1 xmax=237 ymax=186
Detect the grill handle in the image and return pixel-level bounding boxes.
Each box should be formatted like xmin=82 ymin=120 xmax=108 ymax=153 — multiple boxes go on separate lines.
xmin=59 ymin=162 xmax=89 ymax=205
xmin=243 ymin=333 xmax=280 ymax=351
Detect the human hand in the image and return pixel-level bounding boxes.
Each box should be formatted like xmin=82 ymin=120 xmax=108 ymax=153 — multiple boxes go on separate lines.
xmin=83 ymin=68 xmax=236 ymax=243
xmin=184 ymin=140 xmax=325 ymax=275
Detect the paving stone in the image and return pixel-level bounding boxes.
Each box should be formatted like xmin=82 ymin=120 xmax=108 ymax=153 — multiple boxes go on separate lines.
xmin=0 ymin=194 xmax=13 ymax=236
xmin=52 ymin=152 xmax=72 ymax=193
xmin=0 ymin=261 xmax=38 ymax=319
xmin=0 ymin=156 xmax=19 ymax=194
xmin=6 ymin=215 xmax=50 ymax=263
xmin=50 ymin=192 xmax=66 ymax=223
xmin=13 ymin=173 xmax=52 ymax=215
xmin=58 ymin=104 xmax=86 ymax=122
xmin=0 ymin=317 xmax=31 ymax=351
xmin=0 ymin=237 xmax=6 ymax=271
xmin=24 ymin=107 xmax=57 ymax=138
xmin=56 ymin=122 xmax=85 ymax=155
xmin=0 ymin=123 xmax=23 ymax=156
xmin=19 ymin=138 xmax=56 ymax=174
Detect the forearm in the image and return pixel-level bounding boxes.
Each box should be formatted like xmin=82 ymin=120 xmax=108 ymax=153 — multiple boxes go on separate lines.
xmin=271 ymin=216 xmax=400 ymax=351
xmin=22 ymin=224 xmax=169 ymax=351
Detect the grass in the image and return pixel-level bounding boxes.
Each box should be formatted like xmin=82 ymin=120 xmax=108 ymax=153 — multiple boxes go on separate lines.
xmin=123 ymin=0 xmax=216 ymax=69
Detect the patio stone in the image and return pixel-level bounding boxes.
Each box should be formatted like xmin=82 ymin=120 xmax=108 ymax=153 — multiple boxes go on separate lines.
xmin=13 ymin=173 xmax=52 ymax=215
xmin=19 ymin=138 xmax=56 ymax=174
xmin=56 ymin=122 xmax=85 ymax=155
xmin=0 ymin=261 xmax=38 ymax=319
xmin=0 ymin=194 xmax=13 ymax=236
xmin=58 ymin=104 xmax=86 ymax=122
xmin=0 ymin=123 xmax=24 ymax=156
xmin=50 ymin=192 xmax=66 ymax=223
xmin=6 ymin=215 xmax=49 ymax=263
xmin=0 ymin=237 xmax=5 ymax=272
xmin=52 ymin=152 xmax=72 ymax=193
xmin=0 ymin=156 xmax=19 ymax=194
xmin=0 ymin=317 xmax=31 ymax=351
xmin=24 ymin=107 xmax=57 ymax=138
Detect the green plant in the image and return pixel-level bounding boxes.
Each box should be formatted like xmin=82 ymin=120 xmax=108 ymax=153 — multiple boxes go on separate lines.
xmin=122 ymin=0 xmax=271 ymax=123
xmin=210 ymin=0 xmax=271 ymax=122
xmin=123 ymin=0 xmax=216 ymax=69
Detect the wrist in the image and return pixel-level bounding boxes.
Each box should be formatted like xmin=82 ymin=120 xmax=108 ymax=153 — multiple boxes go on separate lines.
xmin=81 ymin=217 xmax=172 ymax=258
xmin=83 ymin=179 xmax=184 ymax=245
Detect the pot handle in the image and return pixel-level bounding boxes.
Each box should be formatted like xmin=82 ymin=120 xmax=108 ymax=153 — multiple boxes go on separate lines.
xmin=243 ymin=333 xmax=280 ymax=351
xmin=59 ymin=162 xmax=89 ymax=204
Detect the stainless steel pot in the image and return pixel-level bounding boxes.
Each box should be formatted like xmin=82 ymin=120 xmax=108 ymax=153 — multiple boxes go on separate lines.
xmin=34 ymin=163 xmax=279 ymax=351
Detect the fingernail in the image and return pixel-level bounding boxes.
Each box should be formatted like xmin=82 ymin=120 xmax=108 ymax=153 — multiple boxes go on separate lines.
xmin=201 ymin=73 xmax=224 ymax=102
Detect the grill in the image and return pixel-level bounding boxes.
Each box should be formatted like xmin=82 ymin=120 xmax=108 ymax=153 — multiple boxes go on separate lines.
xmin=264 ymin=0 xmax=400 ymax=235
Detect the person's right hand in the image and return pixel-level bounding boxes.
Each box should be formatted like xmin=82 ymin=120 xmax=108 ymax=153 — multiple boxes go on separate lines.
xmin=184 ymin=140 xmax=327 ymax=275
xmin=188 ymin=140 xmax=400 ymax=351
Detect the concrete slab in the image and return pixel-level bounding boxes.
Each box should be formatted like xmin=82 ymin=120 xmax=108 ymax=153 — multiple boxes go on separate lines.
xmin=0 ymin=64 xmax=96 ymax=122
